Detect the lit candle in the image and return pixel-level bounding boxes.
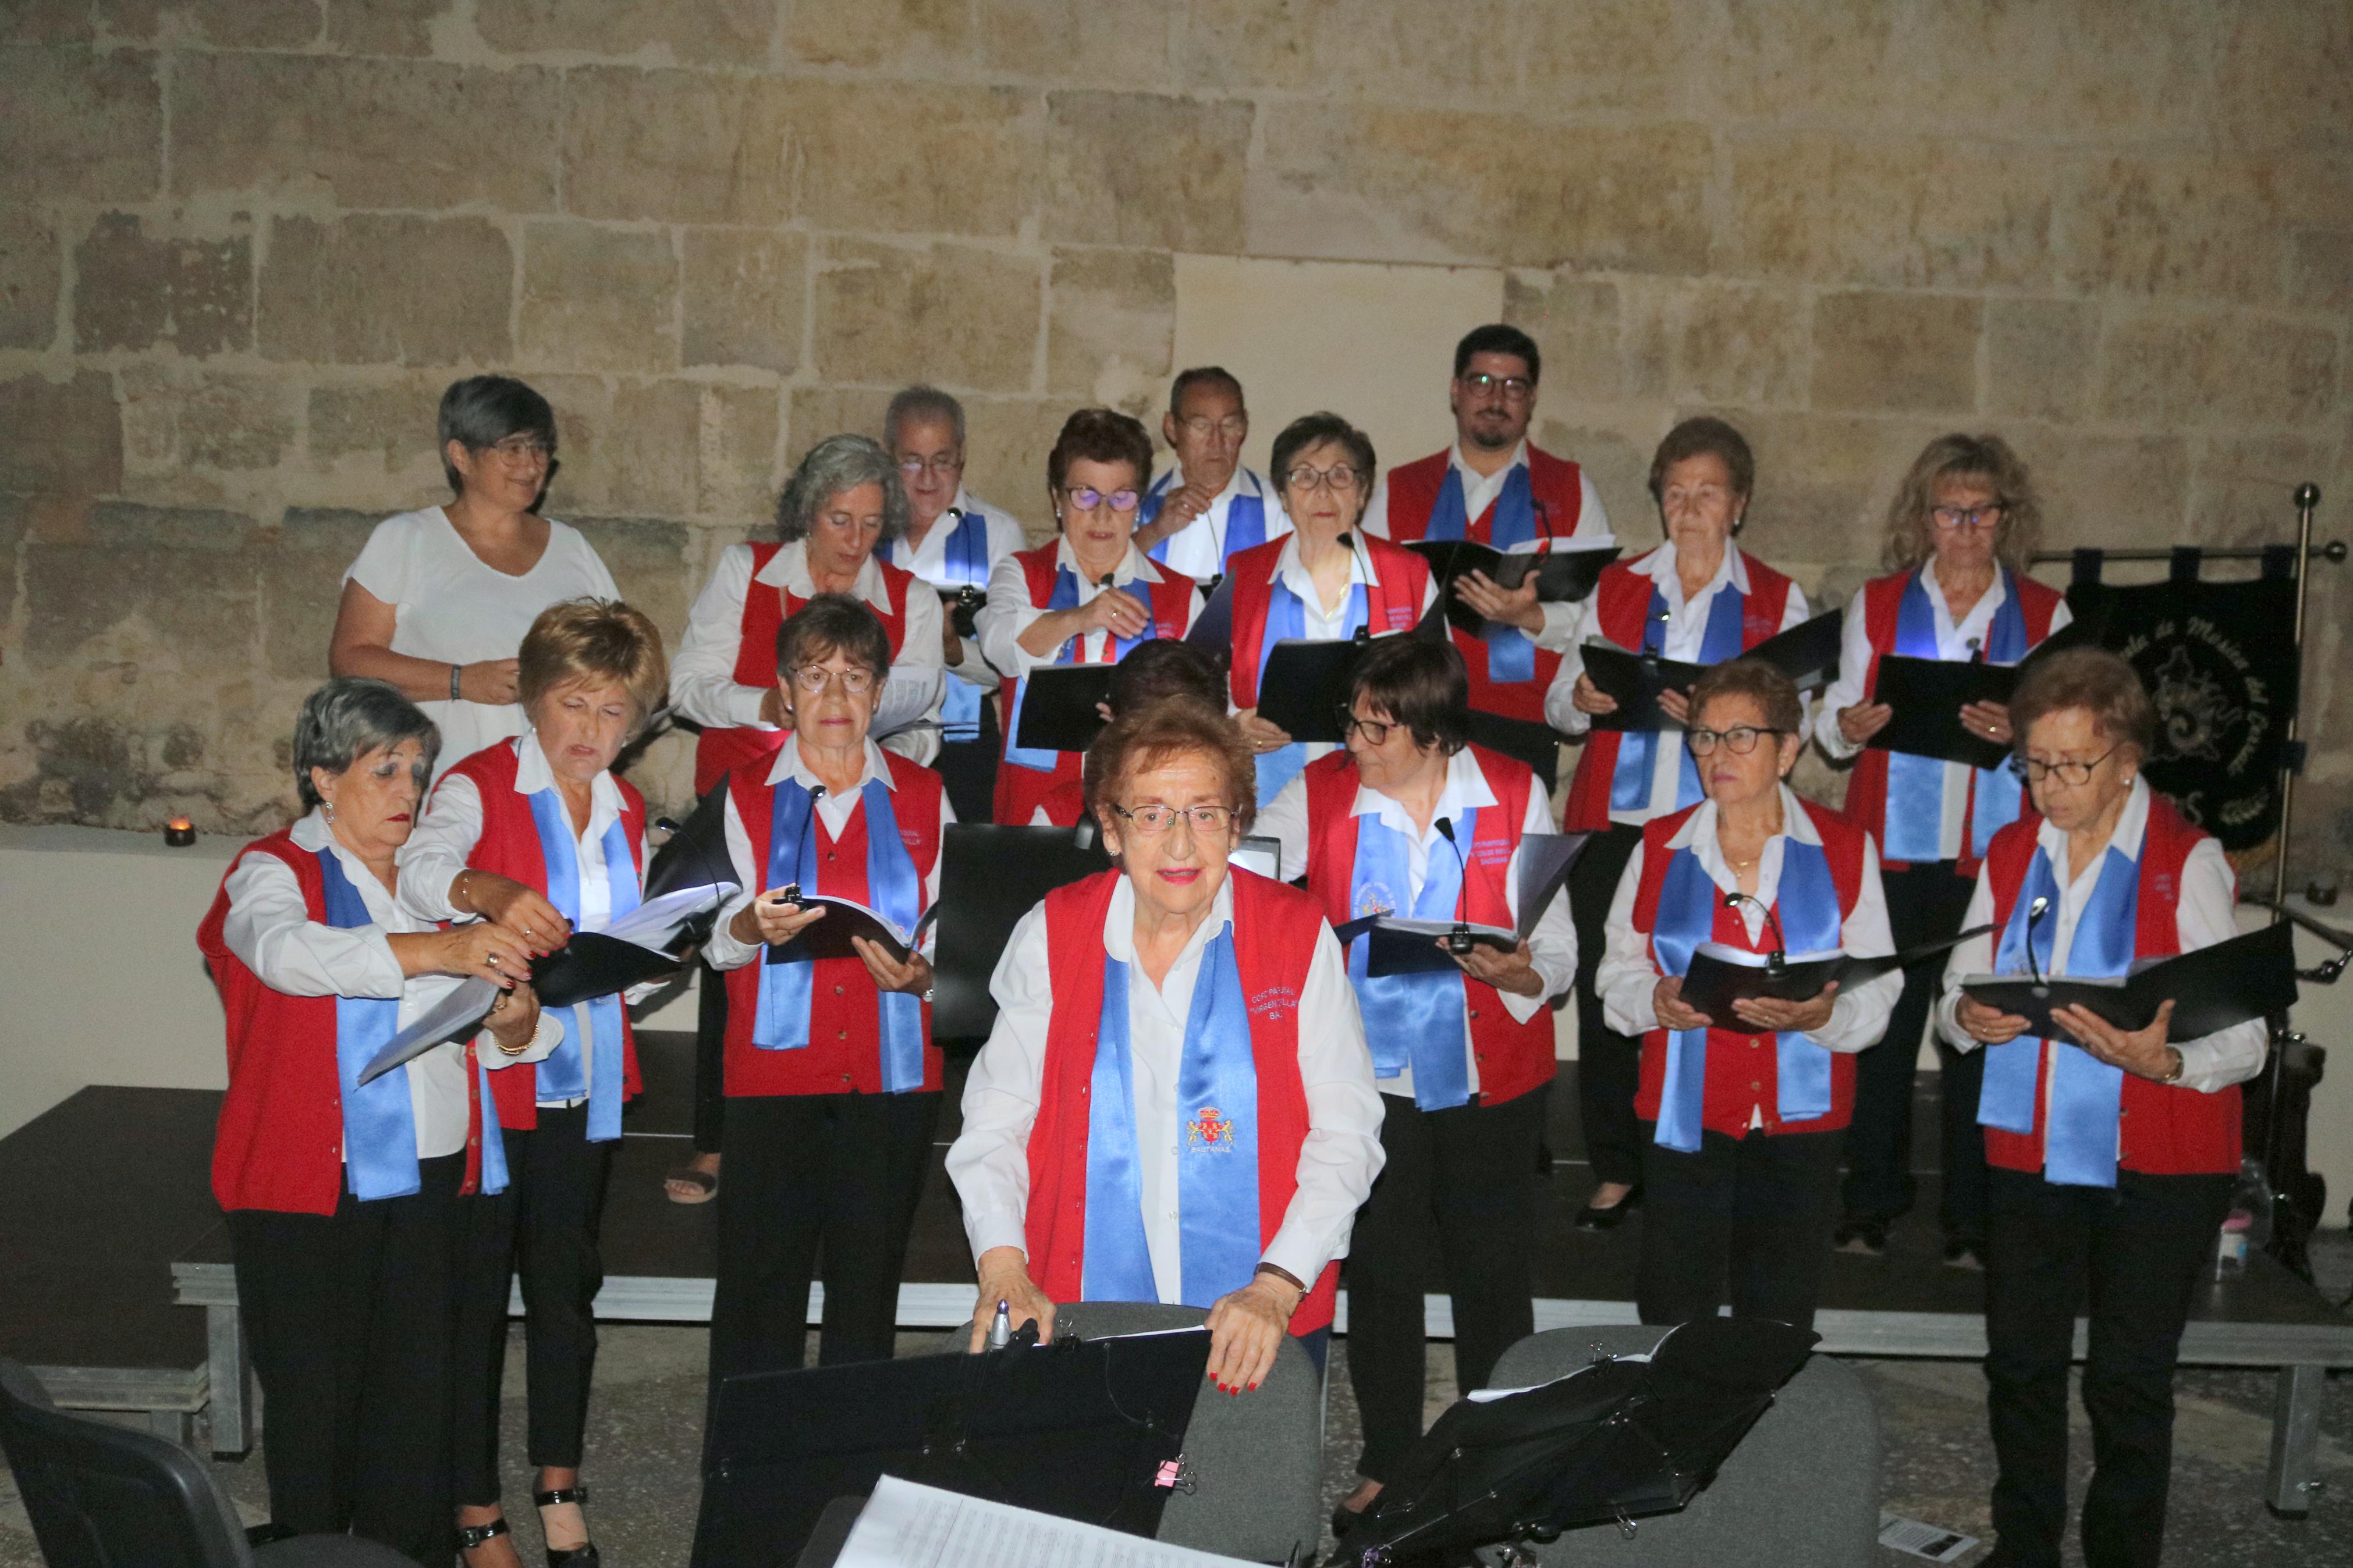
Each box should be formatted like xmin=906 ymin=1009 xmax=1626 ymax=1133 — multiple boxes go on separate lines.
xmin=164 ymin=816 xmax=197 ymax=847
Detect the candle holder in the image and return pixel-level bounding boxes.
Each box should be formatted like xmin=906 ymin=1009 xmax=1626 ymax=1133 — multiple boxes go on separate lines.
xmin=164 ymin=816 xmax=196 ymax=848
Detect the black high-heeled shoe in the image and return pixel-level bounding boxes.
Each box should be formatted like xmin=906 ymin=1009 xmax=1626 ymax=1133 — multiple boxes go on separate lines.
xmin=457 ymin=1516 xmax=511 ymax=1559
xmin=535 ymin=1485 xmax=601 ymax=1567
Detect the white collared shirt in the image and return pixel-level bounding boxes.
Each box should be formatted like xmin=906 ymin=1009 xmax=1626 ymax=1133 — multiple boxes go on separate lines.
xmin=946 ymin=873 xmax=1384 ymax=1303
xmin=1934 ymin=777 xmax=2267 ymax=1096
xmin=702 ymin=734 xmax=954 ymax=970
xmin=1255 ymin=748 xmax=1580 ymax=1098
xmin=670 ymin=539 xmax=947 ymax=764
xmin=975 ymin=538 xmax=1207 ymax=678
xmin=1544 ymin=543 xmax=1812 ymax=823
xmin=222 ymin=808 xmax=478 ymax=1160
xmin=1597 ymin=785 xmax=1901 ymax=1109
xmin=396 ymin=730 xmax=644 ymax=1104
xmin=883 ymin=490 xmax=1030 ymax=691
xmin=1813 ymin=561 xmax=2075 ymax=861
xmin=1364 ymin=440 xmax=1613 ymax=652
xmin=1142 ymin=464 xmax=1293 ymax=582
xmin=1231 ymin=536 xmax=1445 ymax=774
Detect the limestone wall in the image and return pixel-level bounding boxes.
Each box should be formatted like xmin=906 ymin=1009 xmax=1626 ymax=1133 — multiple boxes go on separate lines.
xmin=2 ymin=1 xmax=2349 ymax=875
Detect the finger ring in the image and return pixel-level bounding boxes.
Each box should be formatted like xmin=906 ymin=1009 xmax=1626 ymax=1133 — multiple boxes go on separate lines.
xmin=488 ymin=956 xmax=501 ymax=969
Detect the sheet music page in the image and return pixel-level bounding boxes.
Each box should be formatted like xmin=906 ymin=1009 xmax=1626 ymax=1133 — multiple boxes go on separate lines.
xmin=835 ymin=1475 xmax=1253 ymax=1568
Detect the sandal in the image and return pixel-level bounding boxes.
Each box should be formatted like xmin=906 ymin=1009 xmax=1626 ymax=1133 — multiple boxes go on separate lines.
xmin=535 ymin=1485 xmax=601 ymax=1567
xmin=457 ymin=1515 xmax=512 ymax=1559
xmin=663 ymin=1162 xmax=718 ymax=1205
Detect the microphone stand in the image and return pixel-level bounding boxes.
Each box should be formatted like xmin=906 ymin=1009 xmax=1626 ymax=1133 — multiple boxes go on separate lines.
xmin=1722 ymin=890 xmax=1788 ymax=977
xmin=1433 ymin=816 xmax=1477 ymax=954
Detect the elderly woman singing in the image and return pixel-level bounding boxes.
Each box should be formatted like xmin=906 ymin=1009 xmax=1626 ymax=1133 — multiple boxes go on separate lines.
xmin=198 ymin=678 xmax=551 ymax=1563
xmin=948 ymin=702 xmax=1385 ymax=1392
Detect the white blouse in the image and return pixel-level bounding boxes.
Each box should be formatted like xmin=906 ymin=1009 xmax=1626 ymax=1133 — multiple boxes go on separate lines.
xmin=222 ymin=809 xmax=523 ymax=1160
xmin=974 ymin=538 xmax=1207 ymax=680
xmin=343 ymin=507 xmax=619 ymax=780
xmin=947 ymin=874 xmax=1385 ymax=1304
xmin=670 ymin=540 xmax=947 ymax=765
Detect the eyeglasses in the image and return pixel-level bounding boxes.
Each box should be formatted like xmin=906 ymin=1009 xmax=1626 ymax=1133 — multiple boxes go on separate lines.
xmin=2010 ymin=747 xmax=2117 ymax=786
xmin=1179 ymin=415 xmax=1247 ymax=442
xmin=1064 ymin=486 xmax=1141 ymax=514
xmin=1687 ymin=725 xmax=1783 ymax=756
xmin=787 ymin=666 xmax=876 ymax=695
xmin=1458 ymin=372 xmax=1534 ymax=401
xmin=1283 ymin=463 xmax=1362 ymax=494
xmin=896 ymin=453 xmax=964 ymax=477
xmin=485 ymin=435 xmax=552 ymax=463
xmin=1112 ymin=802 xmax=1239 ymax=837
xmin=1335 ymin=710 xmax=1397 ymax=746
xmin=1931 ymin=504 xmax=2004 ymax=531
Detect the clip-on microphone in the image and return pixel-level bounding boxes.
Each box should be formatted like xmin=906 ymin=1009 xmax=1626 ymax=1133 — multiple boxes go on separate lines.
xmin=1434 ymin=816 xmax=1478 ymax=955
xmin=1722 ymin=890 xmax=1788 ymax=977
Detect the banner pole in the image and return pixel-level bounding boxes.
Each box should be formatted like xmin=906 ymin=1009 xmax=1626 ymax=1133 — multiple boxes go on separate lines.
xmin=2270 ymin=483 xmax=2322 ymax=913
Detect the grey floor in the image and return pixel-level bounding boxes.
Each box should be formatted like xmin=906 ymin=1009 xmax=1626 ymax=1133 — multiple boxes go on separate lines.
xmin=3 ymin=1233 xmax=2346 ymax=1567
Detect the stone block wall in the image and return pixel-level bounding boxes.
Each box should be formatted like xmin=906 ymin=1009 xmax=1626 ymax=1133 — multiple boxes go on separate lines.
xmin=1 ymin=1 xmax=2348 ymax=876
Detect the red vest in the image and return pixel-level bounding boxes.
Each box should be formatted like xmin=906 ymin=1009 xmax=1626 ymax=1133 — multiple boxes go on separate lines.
xmin=693 ymin=543 xmax=921 ymax=795
xmin=1977 ymin=796 xmax=2241 ymax=1178
xmin=1297 ymin=746 xmax=1557 ymax=1107
xmin=1383 ymin=447 xmax=1589 ymax=723
xmin=1223 ymin=535 xmax=1431 ymax=709
xmin=1027 ymin=869 xmax=1340 ymax=1334
xmin=198 ymin=831 xmax=495 ymax=1215
xmin=1561 ymin=551 xmax=1799 ymax=832
xmin=1628 ymin=800 xmax=1871 ymax=1137
xmin=1839 ymin=568 xmax=2063 ymax=875
xmin=721 ymin=753 xmax=946 ymax=1097
xmin=992 ymin=546 xmax=1198 ymax=827
xmin=439 ymin=739 xmax=648 ymax=1130
xmin=1035 ymin=777 xmax=1086 ymax=828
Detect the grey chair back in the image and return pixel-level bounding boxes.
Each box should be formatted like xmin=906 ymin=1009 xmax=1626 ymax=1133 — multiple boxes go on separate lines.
xmin=0 ymin=1356 xmax=252 ymax=1568
xmin=1485 ymin=1326 xmax=1880 ymax=1568
xmin=941 ymin=1302 xmax=1324 ymax=1565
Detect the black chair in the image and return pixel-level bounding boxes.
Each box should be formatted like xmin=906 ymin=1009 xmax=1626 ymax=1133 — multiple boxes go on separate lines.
xmin=0 ymin=1359 xmax=410 ymax=1568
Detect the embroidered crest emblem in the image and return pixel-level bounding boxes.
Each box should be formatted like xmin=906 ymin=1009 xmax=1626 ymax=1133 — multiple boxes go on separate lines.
xmin=1353 ymin=883 xmax=1396 ymax=920
xmin=1186 ymin=1106 xmax=1237 ymax=1153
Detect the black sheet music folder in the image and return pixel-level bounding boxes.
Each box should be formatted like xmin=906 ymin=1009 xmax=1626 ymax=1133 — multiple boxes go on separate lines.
xmin=1958 ymin=920 xmax=2298 ymax=1041
xmin=931 ymin=823 xmax=1114 ymax=1040
xmin=691 ymin=1326 xmax=1209 ymax=1568
xmin=1408 ymin=540 xmax=1621 ymax=639
xmin=1012 ymin=664 xmax=1117 ymax=755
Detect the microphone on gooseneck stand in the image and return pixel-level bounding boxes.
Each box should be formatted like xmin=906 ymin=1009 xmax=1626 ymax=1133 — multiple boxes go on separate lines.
xmin=1434 ymin=816 xmax=1477 ymax=955
xmin=1966 ymin=635 xmax=1984 ymax=666
xmin=2024 ymin=895 xmax=2052 ymax=990
xmin=1723 ymin=890 xmax=1789 ymax=977
xmin=1337 ymin=531 xmax=1376 ymax=643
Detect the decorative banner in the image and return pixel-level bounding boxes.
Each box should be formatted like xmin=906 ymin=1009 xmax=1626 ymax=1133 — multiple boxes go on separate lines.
xmin=2065 ymin=552 xmax=2300 ymax=852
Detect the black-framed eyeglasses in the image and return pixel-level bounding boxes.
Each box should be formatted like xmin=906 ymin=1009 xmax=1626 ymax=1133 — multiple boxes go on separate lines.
xmin=2010 ymin=747 xmax=2117 ymax=786
xmin=1686 ymin=725 xmax=1783 ymax=756
xmin=1336 ymin=709 xmax=1396 ymax=746
xmin=1458 ymin=371 xmax=1534 ymax=400
xmin=1110 ymin=802 xmax=1239 ymax=837
xmin=1931 ymin=504 xmax=2004 ymax=531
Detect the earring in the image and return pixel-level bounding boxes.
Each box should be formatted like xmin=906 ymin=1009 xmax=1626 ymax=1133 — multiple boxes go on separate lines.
xmin=323 ymin=801 xmax=336 ymax=824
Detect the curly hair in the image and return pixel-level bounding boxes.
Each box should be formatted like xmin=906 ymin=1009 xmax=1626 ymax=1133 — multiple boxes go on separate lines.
xmin=1082 ymin=699 xmax=1258 ymax=837
xmin=776 ymin=433 xmax=911 ymax=546
xmin=2008 ymin=647 xmax=2155 ymax=759
xmin=1686 ymin=657 xmax=1804 ymax=738
xmin=1881 ymin=432 xmax=2043 ymax=573
xmin=1046 ymin=407 xmax=1154 ymax=500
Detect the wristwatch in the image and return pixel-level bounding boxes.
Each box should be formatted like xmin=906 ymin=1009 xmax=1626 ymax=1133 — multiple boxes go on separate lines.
xmin=450 ymin=662 xmax=463 ymax=702
xmin=2158 ymin=1046 xmax=2185 ymax=1085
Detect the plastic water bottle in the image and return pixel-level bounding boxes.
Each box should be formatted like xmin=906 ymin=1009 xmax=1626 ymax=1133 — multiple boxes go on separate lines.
xmin=2216 ymin=1158 xmax=2272 ymax=1279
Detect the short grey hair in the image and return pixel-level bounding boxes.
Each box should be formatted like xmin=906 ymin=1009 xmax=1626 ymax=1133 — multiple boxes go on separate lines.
xmin=775 ymin=433 xmax=911 ymax=545
xmin=883 ymin=385 xmax=966 ymax=450
xmin=436 ymin=375 xmax=556 ymax=493
xmin=292 ymin=677 xmax=440 ymax=810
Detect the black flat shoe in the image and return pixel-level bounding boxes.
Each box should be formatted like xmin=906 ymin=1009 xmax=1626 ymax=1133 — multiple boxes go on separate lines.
xmin=1942 ymin=1237 xmax=1986 ymax=1271
xmin=1573 ymin=1186 xmax=1642 ymax=1231
xmin=1832 ymin=1220 xmax=1888 ymax=1256
xmin=535 ymin=1485 xmax=601 ymax=1567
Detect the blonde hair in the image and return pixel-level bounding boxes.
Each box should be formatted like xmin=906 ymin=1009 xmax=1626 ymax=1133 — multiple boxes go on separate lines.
xmin=517 ymin=598 xmax=669 ymax=728
xmin=1881 ymin=432 xmax=2043 ymax=574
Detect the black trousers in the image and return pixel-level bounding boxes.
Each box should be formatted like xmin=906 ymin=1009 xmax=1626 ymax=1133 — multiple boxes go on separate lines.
xmin=1347 ymin=1085 xmax=1549 ymax=1483
xmin=452 ymin=1105 xmax=615 ymax=1506
xmin=1840 ymin=859 xmax=1982 ymax=1236
xmin=228 ymin=1153 xmax=479 ymax=1565
xmin=933 ymin=688 xmax=1002 ymax=828
xmin=1568 ymin=824 xmax=1645 ymax=1187
xmin=1983 ymin=1168 xmax=2233 ymax=1568
xmin=708 ymin=1090 xmax=942 ymax=1389
xmin=692 ymin=957 xmax=727 ymax=1154
xmin=1637 ymin=1123 xmax=1843 ymax=1329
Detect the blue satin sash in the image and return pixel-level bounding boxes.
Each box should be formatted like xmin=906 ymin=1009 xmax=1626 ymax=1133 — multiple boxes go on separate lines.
xmin=526 ymin=787 xmax=637 ymax=1142
xmin=751 ymin=777 xmax=927 ymax=1091
xmin=319 ymin=849 xmax=423 ymax=1200
xmin=1003 ymin=566 xmax=1156 ymax=772
xmin=1426 ymin=463 xmax=1539 ymax=682
xmin=1344 ymin=809 xmax=1478 ymax=1110
xmin=1254 ymin=572 xmax=1368 ymax=806
xmin=1977 ymin=842 xmax=2139 ymax=1187
xmin=1648 ymin=831 xmax=1844 ymax=1153
xmin=1084 ymin=929 xmax=1262 ymax=1307
xmin=1610 ymin=577 xmax=1746 ymax=817
xmin=1883 ymin=570 xmax=2031 ymax=861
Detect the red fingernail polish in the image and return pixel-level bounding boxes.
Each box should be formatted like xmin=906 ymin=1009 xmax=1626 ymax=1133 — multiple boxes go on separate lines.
xmin=1247 ymin=1382 xmax=1259 ymax=1392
